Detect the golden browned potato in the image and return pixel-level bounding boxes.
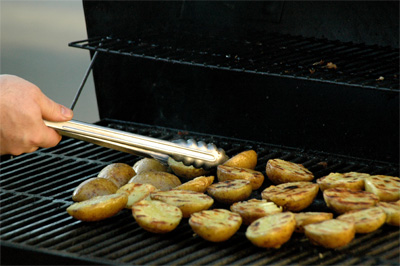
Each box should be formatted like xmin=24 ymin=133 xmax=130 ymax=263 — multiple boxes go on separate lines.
xmin=133 ymin=158 xmax=168 ymax=174
xmin=230 ymin=199 xmax=282 ymax=225
xmin=304 ymin=219 xmax=355 ymax=249
xmin=72 ymin=177 xmax=118 ymax=202
xmin=206 ymin=180 xmax=252 ymax=205
xmin=261 ymin=182 xmax=319 ymax=212
xmin=132 ymin=200 xmax=182 ymax=233
xmin=246 ymin=212 xmax=296 ymax=249
xmin=223 ymin=150 xmax=258 ymax=169
xmin=128 ymin=171 xmax=181 ymax=191
xmin=116 ymin=183 xmax=157 ymax=209
xmin=189 ymin=209 xmax=242 ymax=242
xmin=217 ymin=165 xmax=264 ymax=190
xmin=377 ymin=200 xmax=400 ymax=226
xmin=323 ymin=187 xmax=380 ymax=214
xmin=151 ymin=189 xmax=214 ymax=218
xmin=175 ymin=176 xmax=214 ymax=193
xmin=98 ymin=163 xmax=136 ymax=188
xmin=336 ymin=207 xmax=386 ymax=234
xmin=66 ymin=194 xmax=128 ymax=222
xmin=167 ymin=157 xmax=210 ymax=179
xmin=294 ymin=212 xmax=334 ymax=233
xmin=317 ymin=172 xmax=368 ymax=191
xmin=266 ymin=159 xmax=314 ymax=184
xmin=364 ymin=175 xmax=400 ymax=202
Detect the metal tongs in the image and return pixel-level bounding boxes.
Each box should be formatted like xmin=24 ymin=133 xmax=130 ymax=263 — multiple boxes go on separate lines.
xmin=45 ymin=120 xmax=228 ymax=169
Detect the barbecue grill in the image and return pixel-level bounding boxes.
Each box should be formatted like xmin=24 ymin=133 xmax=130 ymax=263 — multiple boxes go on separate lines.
xmin=1 ymin=1 xmax=399 ymax=265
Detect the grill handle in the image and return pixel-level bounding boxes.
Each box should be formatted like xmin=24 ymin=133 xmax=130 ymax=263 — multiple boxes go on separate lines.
xmin=44 ymin=120 xmax=228 ymax=169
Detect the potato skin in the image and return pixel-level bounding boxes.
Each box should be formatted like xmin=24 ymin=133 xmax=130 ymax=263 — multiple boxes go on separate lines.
xmin=133 ymin=158 xmax=168 ymax=174
xmin=168 ymin=157 xmax=209 ymax=179
xmin=129 ymin=171 xmax=181 ymax=191
xmin=98 ymin=163 xmax=136 ymax=188
xmin=266 ymin=159 xmax=314 ymax=184
xmin=217 ymin=165 xmax=264 ymax=190
xmin=223 ymin=150 xmax=258 ymax=170
xmin=72 ymin=177 xmax=118 ymax=202
xmin=304 ymin=219 xmax=355 ymax=249
xmin=67 ymin=194 xmax=128 ymax=222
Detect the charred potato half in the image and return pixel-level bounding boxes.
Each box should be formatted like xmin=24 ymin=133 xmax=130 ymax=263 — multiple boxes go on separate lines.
xmin=336 ymin=207 xmax=386 ymax=234
xmin=317 ymin=172 xmax=368 ymax=191
xmin=230 ymin=199 xmax=282 ymax=225
xmin=98 ymin=163 xmax=136 ymax=188
xmin=364 ymin=175 xmax=400 ymax=202
xmin=246 ymin=212 xmax=296 ymax=249
xmin=116 ymin=183 xmax=157 ymax=209
xmin=132 ymin=200 xmax=182 ymax=233
xmin=377 ymin=200 xmax=400 ymax=226
xmin=217 ymin=165 xmax=264 ymax=190
xmin=189 ymin=209 xmax=242 ymax=242
xmin=207 ymin=180 xmax=252 ymax=205
xmin=72 ymin=177 xmax=118 ymax=202
xmin=304 ymin=219 xmax=355 ymax=249
xmin=151 ymin=189 xmax=214 ymax=218
xmin=266 ymin=159 xmax=314 ymax=185
xmin=261 ymin=182 xmax=319 ymax=212
xmin=294 ymin=212 xmax=334 ymax=233
xmin=67 ymin=194 xmax=128 ymax=222
xmin=175 ymin=176 xmax=214 ymax=193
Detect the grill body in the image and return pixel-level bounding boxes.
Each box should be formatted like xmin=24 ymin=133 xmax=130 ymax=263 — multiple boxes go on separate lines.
xmin=1 ymin=1 xmax=399 ymax=265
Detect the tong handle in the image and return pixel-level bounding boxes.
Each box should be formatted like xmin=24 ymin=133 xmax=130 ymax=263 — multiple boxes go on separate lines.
xmin=45 ymin=120 xmax=226 ymax=168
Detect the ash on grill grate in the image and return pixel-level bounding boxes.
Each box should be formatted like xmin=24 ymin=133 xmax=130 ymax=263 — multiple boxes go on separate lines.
xmin=1 ymin=120 xmax=399 ymax=265
xmin=69 ymin=31 xmax=400 ymax=91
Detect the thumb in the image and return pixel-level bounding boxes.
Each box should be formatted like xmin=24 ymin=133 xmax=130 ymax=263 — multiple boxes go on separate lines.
xmin=39 ymin=93 xmax=73 ymax=122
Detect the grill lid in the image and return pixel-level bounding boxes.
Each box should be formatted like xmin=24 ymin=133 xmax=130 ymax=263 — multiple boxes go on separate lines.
xmin=1 ymin=120 xmax=399 ymax=265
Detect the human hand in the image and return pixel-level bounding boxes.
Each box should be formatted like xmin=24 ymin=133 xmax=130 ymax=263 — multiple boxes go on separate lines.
xmin=0 ymin=74 xmax=73 ymax=155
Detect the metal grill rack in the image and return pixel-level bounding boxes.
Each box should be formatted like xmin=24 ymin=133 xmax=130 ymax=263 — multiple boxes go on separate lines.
xmin=69 ymin=31 xmax=400 ymax=91
xmin=1 ymin=119 xmax=399 ymax=265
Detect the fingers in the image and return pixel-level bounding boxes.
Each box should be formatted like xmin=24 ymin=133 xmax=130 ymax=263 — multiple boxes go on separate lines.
xmin=38 ymin=92 xmax=73 ymax=122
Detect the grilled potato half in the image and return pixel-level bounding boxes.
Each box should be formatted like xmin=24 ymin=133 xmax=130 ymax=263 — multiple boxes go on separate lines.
xmin=217 ymin=165 xmax=264 ymax=190
xmin=133 ymin=158 xmax=168 ymax=174
xmin=323 ymin=187 xmax=379 ymax=214
xmin=230 ymin=199 xmax=282 ymax=225
xmin=129 ymin=171 xmax=181 ymax=191
xmin=294 ymin=212 xmax=334 ymax=233
xmin=377 ymin=200 xmax=400 ymax=226
xmin=336 ymin=207 xmax=386 ymax=234
xmin=168 ymin=157 xmax=210 ymax=179
xmin=72 ymin=177 xmax=118 ymax=202
xmin=266 ymin=159 xmax=314 ymax=185
xmin=304 ymin=219 xmax=355 ymax=249
xmin=116 ymin=183 xmax=157 ymax=209
xmin=67 ymin=194 xmax=128 ymax=222
xmin=175 ymin=176 xmax=214 ymax=193
xmin=151 ymin=189 xmax=214 ymax=218
xmin=98 ymin=163 xmax=136 ymax=188
xmin=189 ymin=209 xmax=242 ymax=242
xmin=223 ymin=150 xmax=258 ymax=169
xmin=246 ymin=212 xmax=296 ymax=249
xmin=132 ymin=200 xmax=182 ymax=233
xmin=317 ymin=172 xmax=368 ymax=191
xmin=261 ymin=182 xmax=319 ymax=212
xmin=207 ymin=180 xmax=252 ymax=205
xmin=364 ymin=175 xmax=400 ymax=202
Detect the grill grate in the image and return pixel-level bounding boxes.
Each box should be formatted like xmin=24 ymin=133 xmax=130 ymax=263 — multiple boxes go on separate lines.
xmin=1 ymin=119 xmax=399 ymax=265
xmin=69 ymin=31 xmax=400 ymax=91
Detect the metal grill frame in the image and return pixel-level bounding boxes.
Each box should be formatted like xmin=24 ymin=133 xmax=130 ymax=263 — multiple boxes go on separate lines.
xmin=1 ymin=120 xmax=399 ymax=265
xmin=69 ymin=31 xmax=400 ymax=91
